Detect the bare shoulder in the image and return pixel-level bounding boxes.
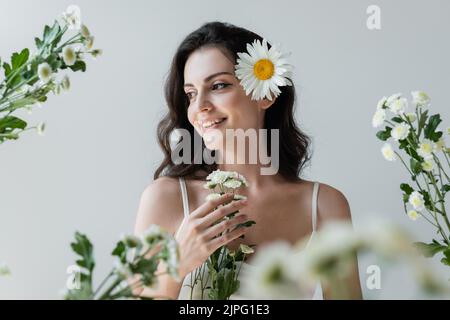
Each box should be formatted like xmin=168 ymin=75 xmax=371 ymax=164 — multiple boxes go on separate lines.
xmin=134 ymin=176 xmax=183 ymax=236
xmin=316 ymin=182 xmax=352 ymax=225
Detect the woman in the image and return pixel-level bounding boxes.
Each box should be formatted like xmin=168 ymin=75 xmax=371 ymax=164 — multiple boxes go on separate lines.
xmin=134 ymin=21 xmax=362 ymax=299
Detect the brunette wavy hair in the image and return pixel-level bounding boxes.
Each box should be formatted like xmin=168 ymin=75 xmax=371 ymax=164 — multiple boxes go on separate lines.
xmin=154 ymin=21 xmax=311 ymax=181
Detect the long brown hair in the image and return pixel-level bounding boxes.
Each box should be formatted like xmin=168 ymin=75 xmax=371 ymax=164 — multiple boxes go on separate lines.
xmin=154 ymin=21 xmax=311 ymax=181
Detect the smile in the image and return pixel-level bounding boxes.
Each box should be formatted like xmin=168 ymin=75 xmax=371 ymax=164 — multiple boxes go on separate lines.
xmin=198 ymin=118 xmax=227 ymax=130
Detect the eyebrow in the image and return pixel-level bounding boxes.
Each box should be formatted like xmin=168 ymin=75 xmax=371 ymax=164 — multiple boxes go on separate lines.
xmin=184 ymin=71 xmax=234 ymax=88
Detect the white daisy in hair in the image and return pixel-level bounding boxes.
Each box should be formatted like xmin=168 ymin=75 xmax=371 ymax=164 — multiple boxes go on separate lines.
xmin=235 ymin=38 xmax=293 ymax=101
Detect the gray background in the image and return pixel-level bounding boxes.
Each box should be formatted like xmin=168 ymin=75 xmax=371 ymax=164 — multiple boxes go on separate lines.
xmin=0 ymin=0 xmax=449 ymax=299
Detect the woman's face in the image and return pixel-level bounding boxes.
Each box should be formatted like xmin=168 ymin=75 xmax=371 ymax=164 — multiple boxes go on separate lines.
xmin=184 ymin=46 xmax=273 ymax=150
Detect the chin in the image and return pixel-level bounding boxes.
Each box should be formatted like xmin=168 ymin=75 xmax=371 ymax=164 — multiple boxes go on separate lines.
xmin=202 ymin=128 xmax=225 ymax=151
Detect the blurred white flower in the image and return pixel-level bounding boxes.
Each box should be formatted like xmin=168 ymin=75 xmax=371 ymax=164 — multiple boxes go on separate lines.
xmin=406 ymin=113 xmax=417 ymax=123
xmin=62 ymin=5 xmax=82 ymax=30
xmin=120 ymin=234 xmax=142 ymax=248
xmin=381 ymin=143 xmax=397 ymax=161
xmin=91 ymin=49 xmax=103 ymax=58
xmin=407 ymin=210 xmax=420 ymax=221
xmin=207 ymin=170 xmax=231 ymax=184
xmin=386 ymin=93 xmax=402 ymax=105
xmin=417 ymin=139 xmax=434 ymax=160
xmin=84 ymin=36 xmax=94 ymax=51
xmin=411 ymin=91 xmax=430 ymax=107
xmin=37 ymin=63 xmax=52 ymax=83
xmin=242 ymin=241 xmax=307 ymax=299
xmin=223 ymin=179 xmax=243 ymax=189
xmin=421 ymin=159 xmax=434 ymax=172
xmin=37 ymin=122 xmax=46 ymax=136
xmin=391 ymin=123 xmax=410 ymax=141
xmin=376 ymin=96 xmax=387 ymax=110
xmin=205 ymin=193 xmax=222 ymax=202
xmin=62 ymin=45 xmax=77 ymax=66
xmin=409 ymin=191 xmax=425 ymax=211
xmin=61 ymin=75 xmax=71 ymax=91
xmin=434 ymin=137 xmax=445 ymax=152
xmin=141 ymin=224 xmax=166 ymax=245
xmin=81 ymin=24 xmax=90 ymax=37
xmin=240 ymin=244 xmax=254 ymax=254
xmin=388 ymin=97 xmax=408 ymax=115
xmin=372 ymin=109 xmax=386 ymax=128
xmin=113 ymin=260 xmax=132 ymax=280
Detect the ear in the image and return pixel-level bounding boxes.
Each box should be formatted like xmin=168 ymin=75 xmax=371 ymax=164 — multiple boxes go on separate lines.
xmin=257 ymin=96 xmax=277 ymax=110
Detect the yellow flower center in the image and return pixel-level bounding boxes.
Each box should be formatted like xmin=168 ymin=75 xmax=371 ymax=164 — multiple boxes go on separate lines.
xmin=253 ymin=59 xmax=274 ymax=80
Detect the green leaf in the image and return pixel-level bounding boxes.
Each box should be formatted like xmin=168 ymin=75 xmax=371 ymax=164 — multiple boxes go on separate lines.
xmin=413 ymin=241 xmax=447 ymax=257
xmin=70 ymin=232 xmax=95 ymax=274
xmin=11 ymin=48 xmax=29 ymax=70
xmin=400 ymin=183 xmax=414 ymax=195
xmin=376 ymin=127 xmax=392 ymax=141
xmin=441 ymin=248 xmax=450 ymax=266
xmin=424 ymin=114 xmax=442 ymax=142
xmin=442 ymin=184 xmax=450 ymax=193
xmin=69 ymin=60 xmax=86 ymax=72
xmin=391 ymin=117 xmax=404 ymax=124
xmin=0 ymin=116 xmax=27 ymax=134
xmin=111 ymin=241 xmax=127 ymax=264
xmin=35 ymin=37 xmax=44 ymax=50
xmin=418 ymin=109 xmax=429 ymax=136
xmin=3 ymin=62 xmax=11 ymax=77
xmin=410 ymin=158 xmax=422 ymax=175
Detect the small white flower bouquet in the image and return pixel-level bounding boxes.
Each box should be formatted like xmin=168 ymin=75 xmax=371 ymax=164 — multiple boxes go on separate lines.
xmin=0 ymin=5 xmax=101 ymax=144
xmin=187 ymin=170 xmax=255 ymax=300
xmin=63 ymin=225 xmax=179 ymax=300
xmin=373 ymin=91 xmax=450 ymax=267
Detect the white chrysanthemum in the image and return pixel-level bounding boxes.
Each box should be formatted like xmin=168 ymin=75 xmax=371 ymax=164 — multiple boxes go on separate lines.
xmin=386 ymin=93 xmax=402 ymax=105
xmin=240 ymin=244 xmax=254 ymax=254
xmin=242 ymin=241 xmax=308 ymax=299
xmin=421 ymin=159 xmax=434 ymax=172
xmin=391 ymin=123 xmax=410 ymax=141
xmin=205 ymin=193 xmax=222 ymax=202
xmin=61 ymin=75 xmax=70 ymax=91
xmin=235 ymin=38 xmax=293 ymax=101
xmin=405 ymin=112 xmax=417 ymax=123
xmin=62 ymin=5 xmax=82 ymax=30
xmin=388 ymin=97 xmax=408 ymax=115
xmin=207 ymin=169 xmax=232 ymax=184
xmin=84 ymin=36 xmax=94 ymax=50
xmin=234 ymin=194 xmax=247 ymax=201
xmin=407 ymin=210 xmax=420 ymax=221
xmin=91 ymin=49 xmax=102 ymax=58
xmin=372 ymin=109 xmax=386 ymax=128
xmin=120 ymin=234 xmax=142 ymax=248
xmin=37 ymin=63 xmax=52 ymax=83
xmin=113 ymin=259 xmax=132 ymax=280
xmin=434 ymin=137 xmax=445 ymax=152
xmin=142 ymin=224 xmax=166 ymax=245
xmin=376 ymin=96 xmax=387 ymax=110
xmin=417 ymin=139 xmax=434 ymax=160
xmin=381 ymin=143 xmax=396 ymax=161
xmin=62 ymin=45 xmax=77 ymax=66
xmin=223 ymin=179 xmax=242 ymax=189
xmin=81 ymin=24 xmax=90 ymax=37
xmin=411 ymin=91 xmax=430 ymax=107
xmin=409 ymin=191 xmax=425 ymax=211
xmin=37 ymin=122 xmax=45 ymax=136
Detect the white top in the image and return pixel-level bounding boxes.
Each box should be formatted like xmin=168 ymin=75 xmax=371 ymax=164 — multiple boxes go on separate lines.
xmin=175 ymin=177 xmax=323 ymax=300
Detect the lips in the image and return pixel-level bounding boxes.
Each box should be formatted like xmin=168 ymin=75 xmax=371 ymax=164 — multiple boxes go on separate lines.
xmin=196 ymin=117 xmax=227 ymax=132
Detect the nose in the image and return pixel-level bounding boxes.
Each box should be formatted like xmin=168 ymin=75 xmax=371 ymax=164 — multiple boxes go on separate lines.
xmin=193 ymin=91 xmax=213 ymax=113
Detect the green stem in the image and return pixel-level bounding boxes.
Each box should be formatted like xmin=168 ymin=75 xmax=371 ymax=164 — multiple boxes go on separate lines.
xmin=92 ymin=271 xmax=114 ymax=299
xmin=98 ymin=277 xmax=123 ymax=300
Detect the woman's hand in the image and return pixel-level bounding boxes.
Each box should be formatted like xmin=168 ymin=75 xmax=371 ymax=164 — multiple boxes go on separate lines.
xmin=174 ymin=193 xmax=250 ymax=278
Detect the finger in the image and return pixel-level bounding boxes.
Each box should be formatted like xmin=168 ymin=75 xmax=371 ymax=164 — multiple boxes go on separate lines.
xmin=202 ymin=214 xmax=249 ymax=240
xmin=208 ymin=224 xmax=250 ymax=252
xmin=191 ymin=193 xmax=235 ymax=218
xmin=199 ymin=199 xmax=248 ymax=227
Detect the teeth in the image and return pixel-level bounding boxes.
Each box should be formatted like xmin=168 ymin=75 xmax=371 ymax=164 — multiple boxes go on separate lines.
xmin=200 ymin=118 xmax=226 ymax=129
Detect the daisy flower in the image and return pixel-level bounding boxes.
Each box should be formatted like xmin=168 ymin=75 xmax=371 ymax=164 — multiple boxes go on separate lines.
xmin=381 ymin=143 xmax=397 ymax=161
xmin=37 ymin=62 xmax=52 ymax=83
xmin=62 ymin=45 xmax=77 ymax=66
xmin=411 ymin=91 xmax=430 ymax=107
xmin=409 ymin=191 xmax=425 ymax=211
xmin=235 ymin=38 xmax=293 ymax=101
xmin=391 ymin=123 xmax=410 ymax=141
xmin=407 ymin=210 xmax=420 ymax=221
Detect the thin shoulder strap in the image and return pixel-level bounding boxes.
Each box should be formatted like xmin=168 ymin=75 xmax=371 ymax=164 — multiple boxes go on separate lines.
xmin=311 ymin=182 xmax=320 ymax=232
xmin=179 ymin=177 xmax=190 ymax=218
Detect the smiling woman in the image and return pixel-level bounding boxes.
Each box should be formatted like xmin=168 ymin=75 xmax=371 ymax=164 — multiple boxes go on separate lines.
xmin=133 ymin=21 xmax=362 ymax=300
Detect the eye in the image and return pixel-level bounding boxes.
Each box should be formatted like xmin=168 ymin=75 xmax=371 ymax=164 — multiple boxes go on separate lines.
xmin=185 ymin=91 xmax=195 ymax=100
xmin=212 ymin=83 xmax=230 ymax=90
